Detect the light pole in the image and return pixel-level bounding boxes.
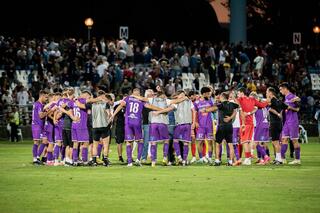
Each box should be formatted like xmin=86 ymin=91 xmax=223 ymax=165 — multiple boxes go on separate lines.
xmin=84 ymin=18 xmax=94 ymax=41
xmin=313 ymin=26 xmax=320 ymax=46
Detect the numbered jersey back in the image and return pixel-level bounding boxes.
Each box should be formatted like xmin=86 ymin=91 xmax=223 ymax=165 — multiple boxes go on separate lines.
xmin=124 ymin=96 xmax=144 ymax=125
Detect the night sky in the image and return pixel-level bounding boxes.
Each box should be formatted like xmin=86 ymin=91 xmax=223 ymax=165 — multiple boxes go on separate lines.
xmin=0 ymin=0 xmax=223 ymax=41
xmin=1 ymin=0 xmax=319 ymax=43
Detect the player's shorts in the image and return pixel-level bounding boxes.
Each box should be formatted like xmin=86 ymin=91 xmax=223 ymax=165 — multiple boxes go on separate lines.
xmin=270 ymin=122 xmax=282 ymax=141
xmin=232 ymin=127 xmax=240 ymax=144
xmin=92 ymin=127 xmax=111 ymax=141
xmin=62 ymin=129 xmax=73 ymax=147
xmin=43 ymin=126 xmax=54 ymax=143
xmin=174 ymin=123 xmax=192 ymax=143
xmin=125 ymin=123 xmax=143 ymax=141
xmin=281 ymin=122 xmax=299 ymax=140
xmin=196 ymin=125 xmax=213 ymax=141
xmin=72 ymin=128 xmax=89 ymax=142
xmin=240 ymin=124 xmax=254 ymax=143
xmin=149 ymin=123 xmax=169 ymax=142
xmin=254 ymin=126 xmax=270 ymax=142
xmin=115 ymin=126 xmax=125 ymax=144
xmin=54 ymin=125 xmax=63 ymax=141
xmin=32 ymin=124 xmax=43 ymax=141
xmin=216 ymin=124 xmax=233 ymax=144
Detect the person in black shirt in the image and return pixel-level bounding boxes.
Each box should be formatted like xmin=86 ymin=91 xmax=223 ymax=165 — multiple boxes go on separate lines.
xmin=266 ymin=87 xmax=287 ymax=164
xmin=114 ymin=96 xmax=126 ymax=163
xmin=204 ymin=92 xmax=238 ymax=166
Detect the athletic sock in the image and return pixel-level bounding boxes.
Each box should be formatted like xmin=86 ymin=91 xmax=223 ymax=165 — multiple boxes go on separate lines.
xmin=163 ymin=143 xmax=169 ymax=158
xmin=281 ymin=144 xmax=288 ymax=159
xmin=183 ymin=145 xmax=189 ymax=161
xmin=174 ymin=142 xmax=181 ymax=157
xmin=32 ymin=144 xmax=38 ymax=158
xmin=191 ymin=143 xmax=196 ymax=157
xmin=295 ymin=147 xmax=301 ymax=160
xmin=137 ymin=142 xmax=143 ymax=160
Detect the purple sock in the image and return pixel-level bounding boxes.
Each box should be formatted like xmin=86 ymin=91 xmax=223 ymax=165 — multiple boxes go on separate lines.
xmin=97 ymin=144 xmax=103 ymax=158
xmin=257 ymin=144 xmax=266 ymax=158
xmin=256 ymin=145 xmax=262 ymax=159
xmin=53 ymin=145 xmax=60 ymax=160
xmin=163 ymin=143 xmax=169 ymax=158
xmin=234 ymin=144 xmax=240 ymax=160
xmin=183 ymin=145 xmax=189 ymax=161
xmin=151 ymin=144 xmax=157 ymax=162
xmin=174 ymin=142 xmax=181 ymax=157
xmin=126 ymin=145 xmax=132 ymax=164
xmin=219 ymin=144 xmax=222 ymax=159
xmin=137 ymin=142 xmax=143 ymax=160
xmin=72 ymin=148 xmax=78 ymax=162
xmin=198 ymin=150 xmax=203 ymax=158
xmin=47 ymin=151 xmax=53 ymax=161
xmin=82 ymin=147 xmax=88 ymax=162
xmin=32 ymin=144 xmax=38 ymax=158
xmin=61 ymin=146 xmax=66 ymax=160
xmin=37 ymin=143 xmax=46 ymax=157
xmin=295 ymin=147 xmax=300 ymax=160
xmin=281 ymin=144 xmax=288 ymax=159
xmin=208 ymin=151 xmax=213 ymax=158
xmin=226 ymin=144 xmax=230 ymax=158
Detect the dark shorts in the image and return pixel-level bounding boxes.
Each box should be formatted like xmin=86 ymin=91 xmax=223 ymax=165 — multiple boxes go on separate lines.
xmin=62 ymin=129 xmax=73 ymax=147
xmin=270 ymin=122 xmax=282 ymax=141
xmin=216 ymin=124 xmax=233 ymax=144
xmin=115 ymin=127 xmax=125 ymax=144
xmin=92 ymin=127 xmax=111 ymax=141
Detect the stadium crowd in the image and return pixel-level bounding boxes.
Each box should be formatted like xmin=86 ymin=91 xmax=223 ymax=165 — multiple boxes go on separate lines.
xmin=0 ymin=35 xmax=320 ymax=127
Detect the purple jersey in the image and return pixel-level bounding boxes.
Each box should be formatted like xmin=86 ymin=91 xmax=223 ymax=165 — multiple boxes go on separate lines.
xmin=124 ymin=96 xmax=145 ymax=125
xmin=71 ymin=98 xmax=88 ymax=129
xmin=193 ymin=98 xmax=214 ymax=127
xmin=284 ymin=93 xmax=299 ymax=124
xmin=44 ymin=102 xmax=56 ymax=129
xmin=56 ymin=98 xmax=67 ymax=127
xmin=32 ymin=101 xmax=44 ymax=127
xmin=255 ymin=108 xmax=269 ymax=129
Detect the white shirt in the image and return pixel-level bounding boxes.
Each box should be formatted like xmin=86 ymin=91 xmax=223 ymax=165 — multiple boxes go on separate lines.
xmin=17 ymin=91 xmax=29 ymax=105
xmin=97 ymin=62 xmax=109 ymax=78
xmin=180 ymin=54 xmax=189 ymax=67
xmin=254 ymin=56 xmax=264 ymax=70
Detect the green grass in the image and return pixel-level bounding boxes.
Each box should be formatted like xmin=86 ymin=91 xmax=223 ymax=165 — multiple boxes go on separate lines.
xmin=0 ymin=139 xmax=320 ymax=213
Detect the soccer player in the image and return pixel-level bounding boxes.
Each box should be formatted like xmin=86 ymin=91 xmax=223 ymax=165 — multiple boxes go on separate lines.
xmin=53 ymin=91 xmax=67 ymax=166
xmin=141 ymin=89 xmax=155 ymax=163
xmin=279 ymin=83 xmax=301 ymax=164
xmin=31 ymin=90 xmax=48 ymax=165
xmin=59 ymin=88 xmax=77 ymax=166
xmin=252 ymin=93 xmax=271 ymax=165
xmin=153 ymin=90 xmax=195 ymax=166
xmin=193 ymin=87 xmax=215 ymax=163
xmin=237 ymin=87 xmax=268 ymax=165
xmin=188 ymin=90 xmax=198 ymax=163
xmin=70 ymin=90 xmax=94 ymax=165
xmin=266 ymin=87 xmax=287 ymax=165
xmin=42 ymin=93 xmax=59 ymax=166
xmin=114 ymin=95 xmax=126 ymax=163
xmin=205 ymin=92 xmax=238 ymax=166
xmin=228 ymin=91 xmax=241 ymax=165
xmin=85 ymin=90 xmax=112 ymax=166
xmin=111 ymin=88 xmax=162 ymax=167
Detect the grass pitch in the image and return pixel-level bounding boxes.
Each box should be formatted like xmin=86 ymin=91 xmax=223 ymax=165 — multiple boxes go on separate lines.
xmin=0 ymin=138 xmax=320 ymax=213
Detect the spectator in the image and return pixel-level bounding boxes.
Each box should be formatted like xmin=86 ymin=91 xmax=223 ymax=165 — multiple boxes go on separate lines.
xmin=9 ymin=106 xmax=20 ymax=142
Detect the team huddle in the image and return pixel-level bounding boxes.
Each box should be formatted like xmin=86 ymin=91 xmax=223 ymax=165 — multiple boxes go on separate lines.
xmin=31 ymin=82 xmax=301 ymax=167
